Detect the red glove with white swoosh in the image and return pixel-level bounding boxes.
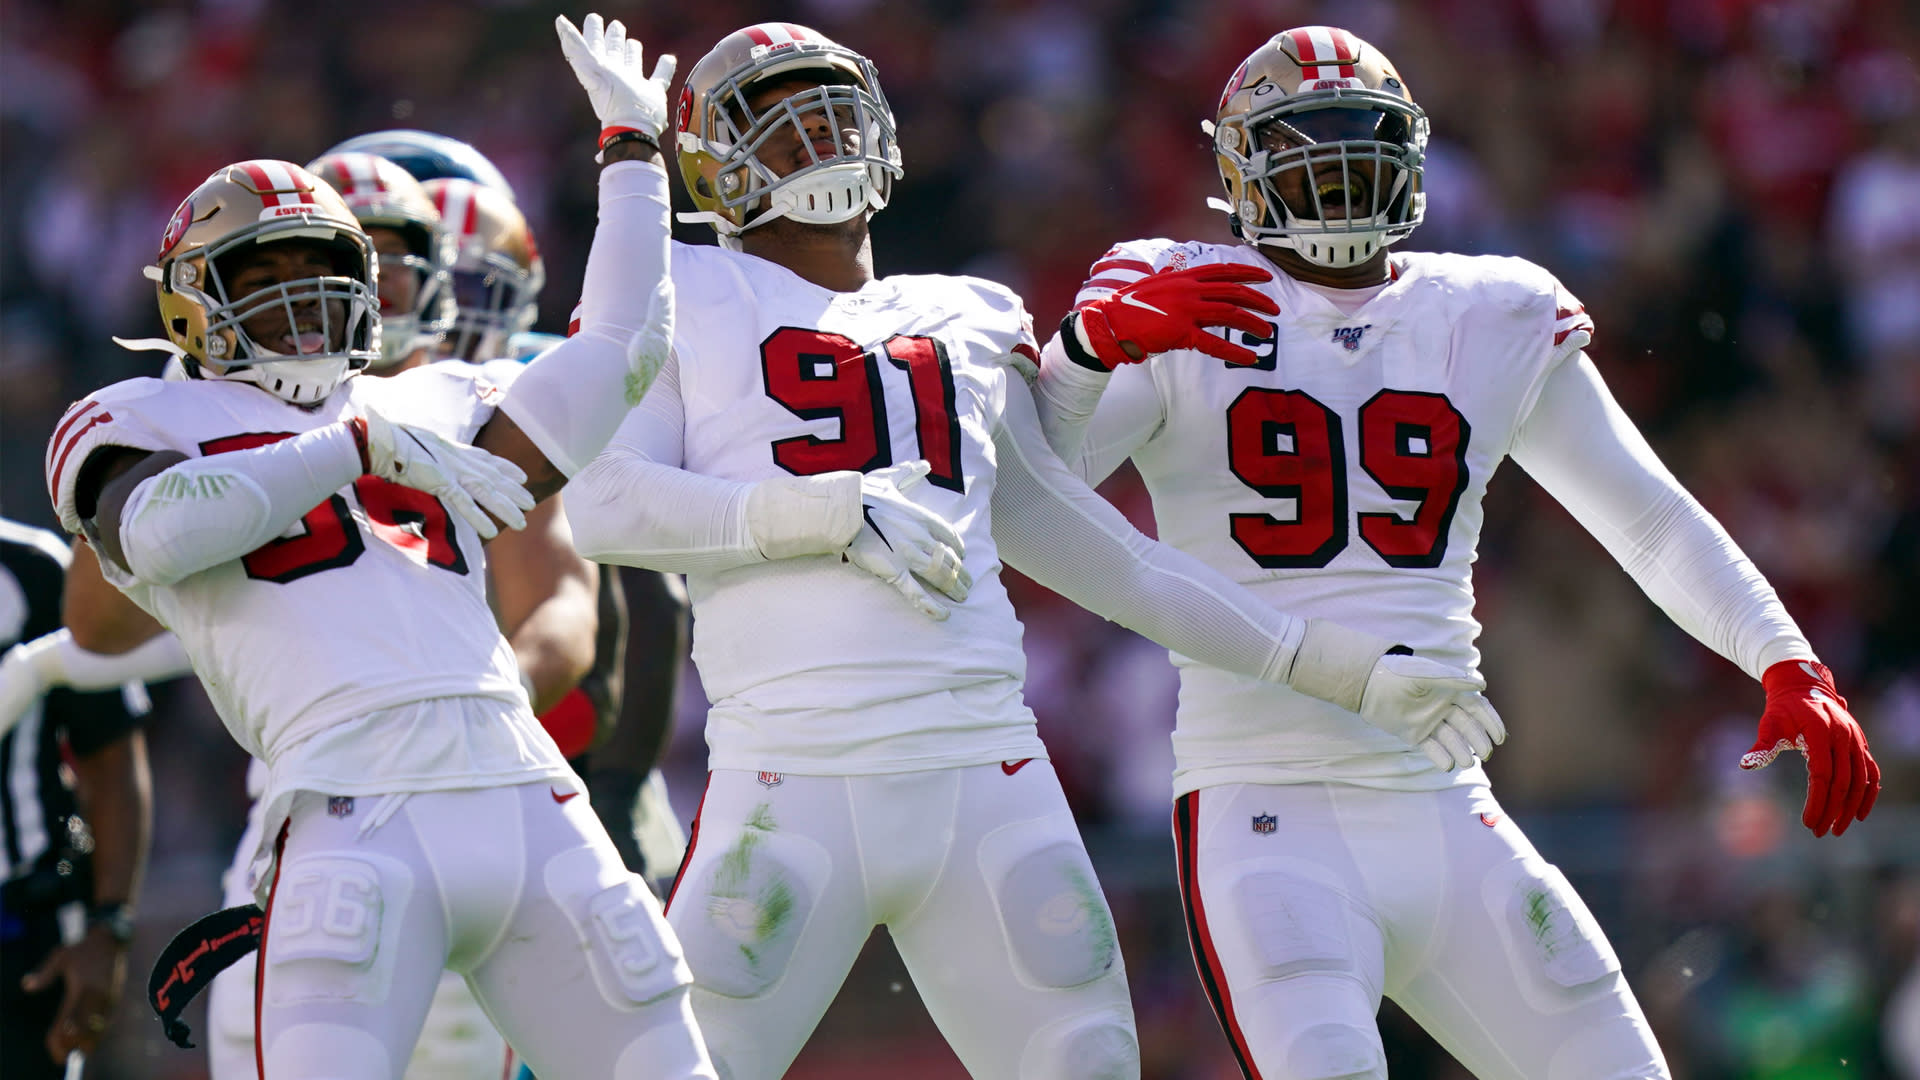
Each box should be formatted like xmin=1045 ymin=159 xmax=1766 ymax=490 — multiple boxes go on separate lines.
xmin=1068 ymin=264 xmax=1279 ymax=369
xmin=1740 ymin=659 xmax=1880 ymax=837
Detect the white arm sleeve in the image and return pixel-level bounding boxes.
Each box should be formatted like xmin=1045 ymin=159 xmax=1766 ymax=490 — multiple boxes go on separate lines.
xmin=992 ymin=376 xmax=1307 ymax=685
xmin=119 ymin=423 xmax=364 ymax=586
xmin=1033 ymin=333 xmax=1165 ymax=486
xmin=498 ymin=160 xmax=671 ymax=476
xmin=1510 ymin=352 xmax=1814 ymax=678
xmin=20 ymin=628 xmax=193 ymax=691
xmin=563 ymin=353 xmax=762 ymax=574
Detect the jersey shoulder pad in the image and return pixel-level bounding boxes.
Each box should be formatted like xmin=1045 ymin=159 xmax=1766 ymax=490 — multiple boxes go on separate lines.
xmin=1072 ymin=238 xmax=1240 ymax=309
xmin=1401 ymin=252 xmax=1594 ymax=355
xmin=45 ymin=379 xmax=175 ymax=535
xmin=363 ymin=362 xmax=506 ymax=443
xmin=915 ymin=273 xmax=1040 ymax=380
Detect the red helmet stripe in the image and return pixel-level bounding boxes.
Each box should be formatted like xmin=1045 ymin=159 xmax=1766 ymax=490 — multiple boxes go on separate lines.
xmin=781 ymin=23 xmax=812 ymax=41
xmin=239 ymin=162 xmax=279 ymax=204
xmin=743 ymin=25 xmax=775 ymax=47
xmin=1291 ymin=28 xmax=1318 ymax=63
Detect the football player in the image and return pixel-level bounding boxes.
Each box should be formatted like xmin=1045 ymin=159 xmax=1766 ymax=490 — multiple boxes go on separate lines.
xmin=1029 ymin=26 xmax=1883 ymax=1080
xmin=39 ymin=16 xmax=715 ymax=1076
xmin=558 ymin=19 xmax=1503 ymax=1080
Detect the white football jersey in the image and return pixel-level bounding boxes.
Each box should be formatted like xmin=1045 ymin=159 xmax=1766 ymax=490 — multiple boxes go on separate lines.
xmin=44 ymin=362 xmax=555 ymax=780
xmin=1067 ymin=239 xmax=1593 ymax=793
xmin=662 ymin=242 xmax=1046 ymax=774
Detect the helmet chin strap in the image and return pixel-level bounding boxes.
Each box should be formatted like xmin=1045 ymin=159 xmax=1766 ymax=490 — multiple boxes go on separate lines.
xmin=680 ymin=160 xmax=881 ymax=248
xmin=229 ymin=353 xmax=355 ymax=405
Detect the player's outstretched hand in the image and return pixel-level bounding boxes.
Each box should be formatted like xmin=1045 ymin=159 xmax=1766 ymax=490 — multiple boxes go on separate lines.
xmin=844 ymin=461 xmax=971 ymax=621
xmin=1072 ymin=264 xmax=1279 ymax=368
xmin=1359 ymin=654 xmax=1507 ymax=771
xmin=354 ymin=408 xmax=535 ymax=540
xmin=1742 ymin=659 xmax=1880 ymax=837
xmin=0 ymin=641 xmax=51 ymax=741
xmin=556 ymin=12 xmax=675 ymax=144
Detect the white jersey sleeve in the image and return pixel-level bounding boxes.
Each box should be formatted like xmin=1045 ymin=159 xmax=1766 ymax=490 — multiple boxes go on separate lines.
xmin=1510 ymin=351 xmax=1813 ymax=679
xmin=991 ymin=376 xmax=1306 ymax=685
xmin=564 ymin=350 xmax=766 ymax=574
xmin=46 ymin=379 xmax=175 ymax=536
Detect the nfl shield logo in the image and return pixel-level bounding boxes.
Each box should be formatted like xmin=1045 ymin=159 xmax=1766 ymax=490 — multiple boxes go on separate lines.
xmin=1331 ymin=325 xmax=1372 ymax=351
xmin=756 ymin=771 xmax=783 ymax=788
xmin=1251 ymin=813 xmax=1277 ymax=835
xmin=327 ymin=796 xmax=355 ymax=818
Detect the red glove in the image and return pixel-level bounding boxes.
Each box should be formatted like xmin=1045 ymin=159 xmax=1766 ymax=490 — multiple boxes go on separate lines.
xmin=1741 ymin=659 xmax=1880 ymax=837
xmin=1070 ymin=264 xmax=1279 ymax=369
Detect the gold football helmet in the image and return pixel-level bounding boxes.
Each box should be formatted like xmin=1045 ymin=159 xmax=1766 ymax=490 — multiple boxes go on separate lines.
xmin=421 ymin=177 xmax=545 ymax=361
xmin=675 ymin=22 xmax=902 ymax=242
xmin=1209 ymin=27 xmax=1428 ymax=268
xmin=151 ymin=160 xmax=379 ymax=403
xmin=305 ymin=152 xmax=456 ymax=368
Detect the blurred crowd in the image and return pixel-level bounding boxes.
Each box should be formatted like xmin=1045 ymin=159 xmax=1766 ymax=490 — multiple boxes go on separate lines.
xmin=3 ymin=0 xmax=1917 ymax=1076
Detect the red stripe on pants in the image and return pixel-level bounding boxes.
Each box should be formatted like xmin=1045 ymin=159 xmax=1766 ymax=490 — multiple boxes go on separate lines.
xmin=1174 ymin=791 xmax=1264 ymax=1079
xmin=255 ymin=819 xmax=290 ymax=1079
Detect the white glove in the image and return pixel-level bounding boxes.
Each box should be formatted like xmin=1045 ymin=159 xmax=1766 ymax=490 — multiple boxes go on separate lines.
xmin=1359 ymin=653 xmax=1508 ymax=771
xmin=0 ymin=639 xmax=53 ymax=740
xmin=845 ymin=461 xmax=972 ymax=621
xmin=555 ymin=12 xmax=676 ymax=143
xmin=358 ymin=408 xmax=535 ymax=540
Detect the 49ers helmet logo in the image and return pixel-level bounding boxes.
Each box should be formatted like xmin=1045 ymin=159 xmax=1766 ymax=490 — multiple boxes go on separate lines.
xmin=159 ymin=197 xmax=194 ymax=260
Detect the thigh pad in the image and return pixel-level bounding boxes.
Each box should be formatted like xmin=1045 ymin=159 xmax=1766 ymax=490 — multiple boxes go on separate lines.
xmin=670 ymin=810 xmax=830 ymax=1000
xmin=263 ymin=852 xmax=412 ymax=1008
xmin=1485 ymin=856 xmax=1622 ymax=994
xmin=1226 ymin=862 xmax=1361 ymax=982
xmin=544 ymin=845 xmax=692 ymax=1009
xmin=978 ymin=816 xmax=1120 ymax=991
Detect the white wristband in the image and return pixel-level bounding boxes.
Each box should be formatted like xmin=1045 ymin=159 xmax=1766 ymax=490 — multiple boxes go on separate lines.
xmin=1286 ymin=618 xmax=1397 ymax=712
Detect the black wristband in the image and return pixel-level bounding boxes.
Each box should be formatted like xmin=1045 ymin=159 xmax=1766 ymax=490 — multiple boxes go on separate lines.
xmin=1057 ymin=312 xmax=1108 ymax=372
xmin=90 ymin=901 xmax=136 ymax=945
xmin=597 ymin=129 xmax=659 ymax=163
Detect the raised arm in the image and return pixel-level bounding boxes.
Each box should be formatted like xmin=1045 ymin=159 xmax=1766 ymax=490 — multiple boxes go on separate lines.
xmin=477 ymin=14 xmax=677 ymax=497
xmin=1510 ymin=350 xmax=1879 ymax=835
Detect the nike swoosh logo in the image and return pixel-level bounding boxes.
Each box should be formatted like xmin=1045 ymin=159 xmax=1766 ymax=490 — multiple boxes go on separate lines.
xmin=1118 ymin=292 xmax=1169 ymax=317
xmin=1001 ymin=758 xmax=1034 ymax=776
xmin=551 ymin=788 xmax=579 ymax=804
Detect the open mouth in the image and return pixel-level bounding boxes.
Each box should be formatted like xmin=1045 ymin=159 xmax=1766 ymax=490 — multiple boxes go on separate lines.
xmin=1314 ymin=177 xmax=1370 ymax=219
xmin=272 ymin=326 xmax=329 ymax=355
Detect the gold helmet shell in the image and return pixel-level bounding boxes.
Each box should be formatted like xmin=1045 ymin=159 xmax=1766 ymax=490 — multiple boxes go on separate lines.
xmin=675 ymin=23 xmax=902 ymax=241
xmin=422 ymin=177 xmax=545 ymax=361
xmin=1210 ymin=27 xmax=1428 ymax=268
xmin=153 ymin=160 xmax=380 ymax=404
xmin=305 ymin=152 xmax=457 ymax=367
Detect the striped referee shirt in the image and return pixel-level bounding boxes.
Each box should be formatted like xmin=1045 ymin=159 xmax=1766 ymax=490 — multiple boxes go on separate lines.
xmin=0 ymin=518 xmax=147 ymax=885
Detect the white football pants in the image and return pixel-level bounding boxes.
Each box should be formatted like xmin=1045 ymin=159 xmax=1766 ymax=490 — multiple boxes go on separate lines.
xmin=208 ymin=787 xmax=514 ymax=1080
xmin=211 ymin=782 xmax=713 ymax=1079
xmin=1173 ymin=782 xmax=1670 ymax=1080
xmin=665 ymin=763 xmax=1139 ymax=1080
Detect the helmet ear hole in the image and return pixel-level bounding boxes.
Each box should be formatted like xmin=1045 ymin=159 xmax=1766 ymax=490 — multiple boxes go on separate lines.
xmin=695 ymin=176 xmax=713 ymax=198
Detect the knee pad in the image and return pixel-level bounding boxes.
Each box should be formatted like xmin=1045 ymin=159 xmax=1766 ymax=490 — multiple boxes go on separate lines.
xmin=1229 ymin=867 xmax=1355 ymax=981
xmin=263 ymin=1021 xmax=394 ymax=1079
xmin=979 ymin=817 xmax=1119 ymax=990
xmin=263 ymin=852 xmax=412 ymax=1008
xmin=1284 ymin=1022 xmax=1386 ymax=1080
xmin=1485 ymin=857 xmax=1621 ymax=995
xmin=1019 ymin=1007 xmax=1139 ymax=1080
xmin=545 ymin=845 xmax=693 ymax=1008
xmin=670 ymin=807 xmax=830 ymax=999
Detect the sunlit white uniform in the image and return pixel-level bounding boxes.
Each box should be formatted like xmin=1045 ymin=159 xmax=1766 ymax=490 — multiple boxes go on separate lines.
xmin=46 ymin=363 xmax=710 ymax=1079
xmin=1037 ymin=239 xmax=1813 ymax=1080
xmin=565 ymin=242 xmax=1365 ymax=1080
